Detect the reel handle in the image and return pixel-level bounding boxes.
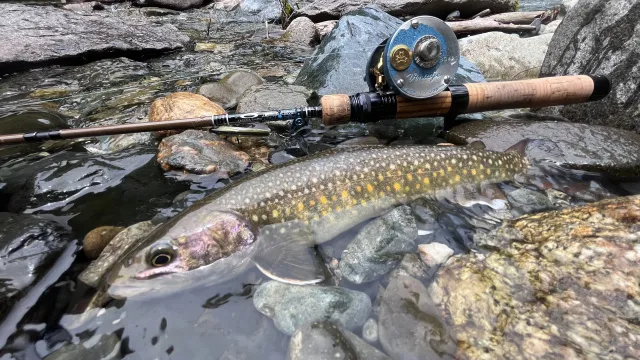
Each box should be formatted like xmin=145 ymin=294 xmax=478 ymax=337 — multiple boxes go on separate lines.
xmin=321 ymin=75 xmax=611 ymax=126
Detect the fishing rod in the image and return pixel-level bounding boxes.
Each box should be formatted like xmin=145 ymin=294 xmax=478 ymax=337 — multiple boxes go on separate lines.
xmin=0 ymin=16 xmax=611 ymax=147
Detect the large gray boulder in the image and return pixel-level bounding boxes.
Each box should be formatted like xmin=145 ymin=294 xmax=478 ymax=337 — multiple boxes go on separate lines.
xmin=0 ymin=4 xmax=189 ymax=74
xmin=538 ymin=0 xmax=640 ymax=133
xmin=292 ymin=0 xmax=518 ymax=22
xmin=294 ymin=6 xmax=486 ymax=96
xmin=459 ymin=32 xmax=554 ymax=81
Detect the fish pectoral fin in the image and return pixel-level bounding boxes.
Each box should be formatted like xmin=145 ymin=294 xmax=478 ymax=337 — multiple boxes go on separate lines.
xmin=253 ymin=221 xmax=325 ymax=285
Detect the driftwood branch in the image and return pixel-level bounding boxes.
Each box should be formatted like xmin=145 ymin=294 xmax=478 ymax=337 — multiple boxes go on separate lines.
xmin=486 ymin=10 xmax=558 ymax=24
xmin=446 ymin=10 xmax=558 ymax=36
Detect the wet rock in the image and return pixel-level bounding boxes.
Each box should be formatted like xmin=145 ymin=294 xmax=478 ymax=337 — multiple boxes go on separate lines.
xmin=44 ymin=333 xmax=120 ymax=360
xmin=282 ymin=17 xmax=319 ymax=47
xmin=445 ymin=119 xmax=640 ymax=177
xmin=232 ymin=0 xmax=287 ymax=22
xmin=361 ymin=318 xmax=379 ymax=343
xmin=337 ymin=137 xmax=381 ymax=147
xmin=1 ymin=146 xmax=188 ymax=235
xmin=132 ymin=0 xmax=205 ymax=10
xmin=197 ymin=70 xmax=264 ymax=109
xmin=0 ymin=4 xmax=189 ymax=74
xmin=83 ymin=226 xmax=126 ymax=260
xmin=62 ymin=2 xmax=105 ymax=12
xmin=253 ymin=281 xmax=372 ymax=336
xmin=157 ymin=130 xmax=250 ymax=175
xmin=236 ymin=84 xmax=316 ymax=113
xmin=538 ymin=0 xmax=640 ymax=133
xmin=0 ymin=213 xmax=71 ymax=320
xmin=148 ymin=92 xmax=226 ymax=137
xmin=0 ymin=110 xmax=69 ymax=162
xmin=430 ymin=195 xmax=640 ymax=359
xmin=339 ymin=206 xmax=418 ymax=284
xmin=505 ymin=187 xmax=554 ymax=214
xmin=459 ymin=32 xmax=553 ymax=81
xmin=540 ymin=19 xmax=561 ymax=34
xmin=79 ymin=221 xmax=157 ymax=287
xmin=386 ymin=253 xmax=429 ymax=282
xmin=315 ymin=20 xmax=337 ymax=41
xmin=287 ymin=321 xmax=390 ymax=360
xmin=417 ymin=243 xmax=454 ymax=267
xmin=294 ymin=6 xmax=486 ymax=96
xmin=292 ymin=0 xmax=517 ymax=22
xmin=378 ymin=276 xmax=458 ymax=360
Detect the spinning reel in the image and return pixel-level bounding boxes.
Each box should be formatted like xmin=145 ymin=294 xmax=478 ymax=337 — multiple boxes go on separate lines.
xmin=366 ymin=16 xmax=460 ymax=100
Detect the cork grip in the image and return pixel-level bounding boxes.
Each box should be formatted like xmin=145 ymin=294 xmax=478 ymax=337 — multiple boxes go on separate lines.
xmin=321 ymin=94 xmax=351 ymax=126
xmin=464 ymin=75 xmax=596 ymax=112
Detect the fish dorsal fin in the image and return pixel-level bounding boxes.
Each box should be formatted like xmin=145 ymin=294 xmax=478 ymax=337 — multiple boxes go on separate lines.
xmin=253 ymin=220 xmax=325 ymax=285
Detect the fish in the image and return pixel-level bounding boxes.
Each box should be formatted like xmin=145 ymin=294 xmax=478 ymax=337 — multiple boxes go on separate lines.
xmin=104 ymin=144 xmax=529 ymax=299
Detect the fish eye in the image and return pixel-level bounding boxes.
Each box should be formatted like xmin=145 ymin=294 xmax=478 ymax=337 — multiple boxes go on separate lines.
xmin=148 ymin=244 xmax=175 ymax=267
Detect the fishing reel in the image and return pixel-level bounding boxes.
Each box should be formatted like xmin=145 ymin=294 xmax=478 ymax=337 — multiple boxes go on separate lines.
xmin=366 ymin=16 xmax=460 ymax=99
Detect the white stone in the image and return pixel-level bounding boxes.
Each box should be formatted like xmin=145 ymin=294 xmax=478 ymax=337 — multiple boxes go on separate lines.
xmin=418 ymin=243 xmax=454 ymax=267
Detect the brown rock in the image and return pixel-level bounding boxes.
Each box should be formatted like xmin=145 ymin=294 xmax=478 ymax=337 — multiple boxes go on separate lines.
xmin=83 ymin=226 xmax=125 ymax=260
xmin=148 ymin=92 xmax=226 ymax=137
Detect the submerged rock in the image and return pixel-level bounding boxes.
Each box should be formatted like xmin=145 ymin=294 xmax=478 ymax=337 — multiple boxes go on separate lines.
xmin=236 ymin=84 xmax=316 ymax=113
xmin=505 ymin=187 xmax=554 ymax=214
xmin=446 ymin=119 xmax=640 ymax=177
xmin=1 ymin=146 xmax=188 ymax=235
xmin=417 ymin=242 xmax=454 ymax=267
xmin=79 ymin=221 xmax=157 ymax=288
xmin=378 ymin=276 xmax=458 ymax=360
xmin=538 ymin=0 xmax=640 ymax=133
xmin=292 ymin=0 xmax=517 ymax=22
xmin=294 ymin=6 xmax=486 ymax=96
xmin=44 ymin=333 xmax=120 ymax=360
xmin=0 ymin=213 xmax=71 ymax=320
xmin=0 ymin=4 xmax=189 ymax=74
xmin=197 ymin=70 xmax=264 ymax=110
xmin=339 ymin=206 xmax=418 ymax=284
xmin=282 ymin=17 xmax=319 ymax=47
xmin=459 ymin=32 xmax=553 ymax=81
xmin=83 ymin=226 xmax=125 ymax=260
xmin=132 ymin=0 xmax=205 ymax=10
xmin=287 ymin=321 xmax=390 ymax=360
xmin=386 ymin=253 xmax=430 ymax=282
xmin=157 ymin=130 xmax=250 ymax=175
xmin=148 ymin=92 xmax=226 ymax=137
xmin=253 ymin=281 xmax=372 ymax=336
xmin=430 ymin=195 xmax=640 ymax=359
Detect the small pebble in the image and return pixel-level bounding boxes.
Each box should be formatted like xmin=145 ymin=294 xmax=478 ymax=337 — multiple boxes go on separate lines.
xmin=362 ymin=318 xmax=379 ymax=343
xmin=83 ymin=226 xmax=125 ymax=259
xmin=418 ymin=243 xmax=454 ymax=267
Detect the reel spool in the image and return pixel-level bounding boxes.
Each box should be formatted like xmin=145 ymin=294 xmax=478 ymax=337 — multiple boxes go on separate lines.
xmin=366 ymin=16 xmax=460 ymax=100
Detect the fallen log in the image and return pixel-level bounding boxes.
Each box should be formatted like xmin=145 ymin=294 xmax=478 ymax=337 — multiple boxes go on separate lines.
xmin=486 ymin=10 xmax=557 ymax=24
xmin=447 ymin=17 xmax=539 ymax=36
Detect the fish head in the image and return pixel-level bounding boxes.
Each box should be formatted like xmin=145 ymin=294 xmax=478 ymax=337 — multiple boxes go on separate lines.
xmin=105 ymin=209 xmax=258 ymax=300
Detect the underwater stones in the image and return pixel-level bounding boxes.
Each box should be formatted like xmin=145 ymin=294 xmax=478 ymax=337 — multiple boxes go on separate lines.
xmin=132 ymin=0 xmax=205 ymax=10
xmin=294 ymin=6 xmax=486 ymax=95
xmin=282 ymin=17 xmax=319 ymax=47
xmin=83 ymin=226 xmax=125 ymax=260
xmin=361 ymin=318 xmax=379 ymax=343
xmin=446 ymin=119 xmax=640 ymax=178
xmin=253 ymin=281 xmax=372 ymax=336
xmin=505 ymin=187 xmax=554 ymax=214
xmin=430 ymin=195 xmax=640 ymax=359
xmin=156 ymin=130 xmax=250 ymax=175
xmin=236 ymin=84 xmax=316 ymax=113
xmin=0 ymin=4 xmax=189 ymax=74
xmin=378 ymin=275 xmax=458 ymax=360
xmin=0 ymin=213 xmax=71 ymax=320
xmin=148 ymin=92 xmax=226 ymax=137
xmin=539 ymin=0 xmax=640 ymax=133
xmin=386 ymin=253 xmax=430 ymax=282
xmin=44 ymin=333 xmax=121 ymax=360
xmin=417 ymin=243 xmax=454 ymax=267
xmin=79 ymin=221 xmax=157 ymax=288
xmin=197 ymin=70 xmax=264 ymax=109
xmin=458 ymin=32 xmax=554 ymax=81
xmin=339 ymin=206 xmax=418 ymax=284
xmin=292 ymin=0 xmax=518 ymax=22
xmin=286 ymin=321 xmax=390 ymax=360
